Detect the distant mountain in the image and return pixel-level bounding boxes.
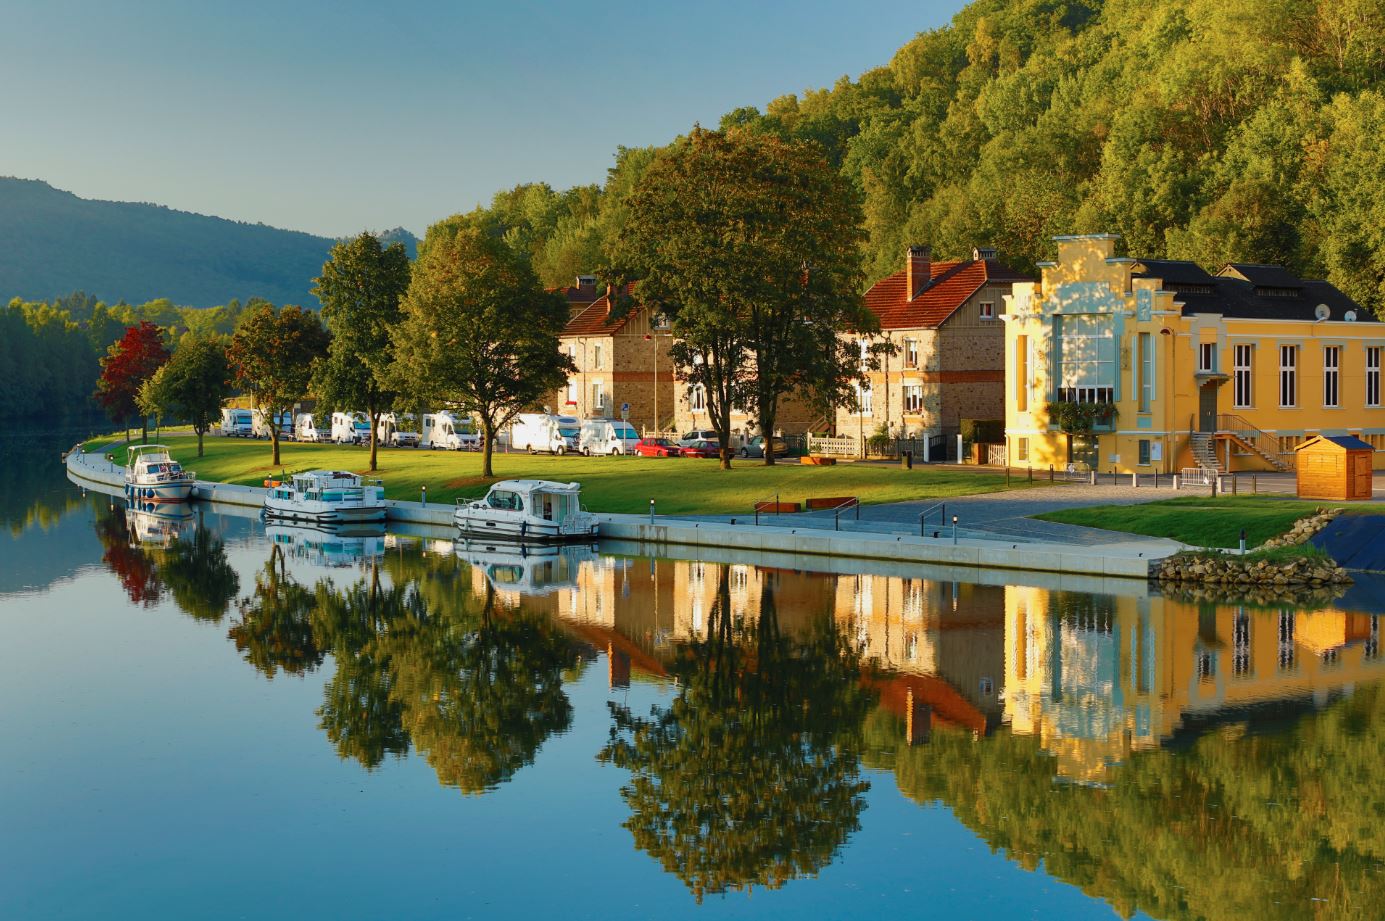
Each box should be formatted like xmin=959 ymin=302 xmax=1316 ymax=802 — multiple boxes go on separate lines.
xmin=0 ymin=177 xmax=340 ymax=308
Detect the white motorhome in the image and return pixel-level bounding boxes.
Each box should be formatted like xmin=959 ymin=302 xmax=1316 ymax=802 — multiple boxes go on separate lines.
xmin=421 ymin=411 xmax=480 ymax=450
xmin=378 ymin=412 xmax=421 ymax=448
xmin=253 ymin=408 xmax=295 ymax=441
xmin=579 ymin=417 xmax=640 ymax=456
xmin=220 ymin=407 xmax=254 ymax=437
xmin=510 ymin=413 xmax=580 ymax=455
xmin=331 ymin=411 xmax=372 ymax=445
xmin=294 ymin=412 xmax=331 ymax=443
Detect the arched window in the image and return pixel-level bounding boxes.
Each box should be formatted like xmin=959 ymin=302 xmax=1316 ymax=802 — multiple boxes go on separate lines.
xmin=690 ymin=384 xmax=707 ymax=413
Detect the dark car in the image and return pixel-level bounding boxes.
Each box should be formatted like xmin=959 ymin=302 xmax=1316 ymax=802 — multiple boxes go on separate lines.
xmin=634 ymin=437 xmax=682 ymax=457
xmin=680 ymin=439 xmax=720 ymax=458
xmin=739 ymin=435 xmax=789 ymax=459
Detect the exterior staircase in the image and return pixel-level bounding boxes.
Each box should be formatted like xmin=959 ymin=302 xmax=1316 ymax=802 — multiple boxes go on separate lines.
xmin=1190 ymin=433 xmax=1222 ymax=472
xmin=1190 ymin=415 xmax=1294 ymax=474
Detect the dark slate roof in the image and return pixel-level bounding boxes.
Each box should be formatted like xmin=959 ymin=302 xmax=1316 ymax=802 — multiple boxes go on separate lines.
xmin=1296 ymin=435 xmax=1374 ymax=452
xmin=1130 ymin=260 xmax=1372 ymax=322
xmin=865 ymin=258 xmax=1031 ymax=330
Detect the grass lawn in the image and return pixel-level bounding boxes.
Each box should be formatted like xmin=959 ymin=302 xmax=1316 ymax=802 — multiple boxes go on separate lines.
xmin=1035 ymin=495 xmax=1352 ymax=548
xmin=92 ymin=434 xmax=1038 ymax=515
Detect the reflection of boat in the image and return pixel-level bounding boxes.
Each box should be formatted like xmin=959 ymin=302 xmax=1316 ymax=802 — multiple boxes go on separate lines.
xmin=124 ymin=444 xmax=195 ymax=502
xmin=454 ymin=480 xmax=597 ymax=543
xmin=262 ymin=470 xmax=386 ymax=524
xmin=125 ymin=502 xmax=197 ymax=546
xmin=457 ymin=541 xmax=596 ymax=595
xmin=265 ymin=522 xmax=385 ymax=567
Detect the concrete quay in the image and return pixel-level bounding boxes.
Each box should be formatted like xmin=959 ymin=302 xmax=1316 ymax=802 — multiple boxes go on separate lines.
xmin=65 ymin=448 xmax=1171 ymax=579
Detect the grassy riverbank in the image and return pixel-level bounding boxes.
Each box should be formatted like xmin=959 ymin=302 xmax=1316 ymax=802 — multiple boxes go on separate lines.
xmin=92 ymin=434 xmax=1037 ymax=515
xmin=1035 ymin=496 xmax=1350 ymax=548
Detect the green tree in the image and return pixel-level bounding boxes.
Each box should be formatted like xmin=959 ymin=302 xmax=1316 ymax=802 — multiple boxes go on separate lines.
xmin=228 ymin=544 xmax=322 ymax=677
xmin=158 ymin=520 xmax=240 ymax=622
xmin=159 ymin=334 xmax=233 ymax=456
xmin=312 ymin=232 xmax=412 ymax=472
xmin=391 ymin=226 xmax=573 ymax=478
xmin=227 ymin=303 xmax=329 ymax=466
xmin=612 ymin=127 xmax=875 ymax=467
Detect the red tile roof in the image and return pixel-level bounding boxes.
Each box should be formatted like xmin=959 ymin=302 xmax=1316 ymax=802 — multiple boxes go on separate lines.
xmin=561 ymin=283 xmax=639 ymax=337
xmin=866 ymin=258 xmax=1030 ymax=330
xmin=551 ymin=283 xmax=601 ymax=308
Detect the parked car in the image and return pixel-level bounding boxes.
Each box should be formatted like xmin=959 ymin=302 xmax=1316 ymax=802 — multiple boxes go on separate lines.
xmin=678 ymin=429 xmax=719 ymax=447
xmin=633 ymin=437 xmax=682 ymax=457
xmin=680 ymin=439 xmax=720 ymax=458
xmin=739 ymin=435 xmax=789 ymax=459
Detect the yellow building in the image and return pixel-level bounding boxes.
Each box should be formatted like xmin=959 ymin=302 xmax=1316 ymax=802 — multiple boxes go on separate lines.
xmin=1003 ymin=235 xmax=1380 ymax=474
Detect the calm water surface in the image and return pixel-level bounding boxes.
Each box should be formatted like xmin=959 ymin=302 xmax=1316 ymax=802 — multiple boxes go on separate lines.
xmin=4 ymin=433 xmax=1384 ymax=920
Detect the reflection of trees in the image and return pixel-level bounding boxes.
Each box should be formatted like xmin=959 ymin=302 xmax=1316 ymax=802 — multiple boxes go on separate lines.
xmin=228 ymin=545 xmax=322 ymax=677
xmin=868 ymin=682 xmax=1385 ymax=921
xmin=600 ymin=570 xmax=873 ymax=902
xmin=159 ymin=518 xmax=239 ymax=622
xmin=94 ymin=503 xmax=162 ymax=606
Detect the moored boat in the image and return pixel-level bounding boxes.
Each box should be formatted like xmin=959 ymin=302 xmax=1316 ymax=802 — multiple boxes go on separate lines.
xmin=454 ymin=479 xmax=597 ymax=543
xmin=125 ymin=502 xmax=197 ymax=546
xmin=262 ymin=469 xmax=386 ymax=524
xmin=124 ymin=444 xmax=196 ymax=502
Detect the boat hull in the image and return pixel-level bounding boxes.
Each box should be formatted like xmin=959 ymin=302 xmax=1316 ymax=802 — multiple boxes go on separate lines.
xmin=262 ymin=499 xmax=386 ymax=525
xmin=454 ymin=512 xmax=598 ymax=544
xmin=124 ymin=481 xmax=195 ymax=502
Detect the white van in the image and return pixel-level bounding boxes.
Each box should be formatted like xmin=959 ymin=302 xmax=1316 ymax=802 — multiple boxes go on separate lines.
xmin=579 ymin=418 xmax=640 ymax=456
xmin=331 ymin=411 xmax=372 ymax=445
xmin=294 ymin=412 xmax=330 ymax=443
xmin=253 ymin=408 xmax=295 ymax=441
xmin=378 ymin=412 xmax=421 ymax=448
xmin=220 ymin=407 xmax=253 ymax=437
xmin=510 ymin=413 xmax=580 ymax=455
xmin=422 ymin=411 xmax=480 ymax=450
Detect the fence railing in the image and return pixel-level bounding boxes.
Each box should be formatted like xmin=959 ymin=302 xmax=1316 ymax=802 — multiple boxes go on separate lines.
xmin=1180 ymin=466 xmax=1215 ymax=487
xmin=807 ymin=435 xmax=859 ymax=457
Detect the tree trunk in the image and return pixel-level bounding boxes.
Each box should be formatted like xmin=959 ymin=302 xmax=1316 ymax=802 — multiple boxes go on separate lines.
xmin=760 ymin=399 xmax=778 ymax=467
xmin=481 ymin=416 xmax=496 ymax=478
xmin=368 ymin=410 xmax=379 ymax=472
xmin=271 ymin=421 xmax=281 ymax=467
xmin=141 ymin=416 xmax=149 ymax=446
xmin=196 ymin=425 xmax=204 ymax=457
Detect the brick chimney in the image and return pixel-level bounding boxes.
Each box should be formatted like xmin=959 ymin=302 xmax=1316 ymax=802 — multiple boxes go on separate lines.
xmin=906 ymin=245 xmax=931 ymax=299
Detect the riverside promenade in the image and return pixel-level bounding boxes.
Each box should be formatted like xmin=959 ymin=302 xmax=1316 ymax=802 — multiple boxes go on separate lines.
xmin=65 ymin=448 xmax=1180 ymax=579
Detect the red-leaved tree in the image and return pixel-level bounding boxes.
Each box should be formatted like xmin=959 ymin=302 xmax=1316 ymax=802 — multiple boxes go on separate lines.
xmin=96 ymin=321 xmax=169 ymax=444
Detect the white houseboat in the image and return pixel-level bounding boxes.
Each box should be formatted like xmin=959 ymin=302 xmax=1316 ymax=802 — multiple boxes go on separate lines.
xmin=125 ymin=503 xmax=197 ymax=546
xmin=262 ymin=470 xmax=386 ymax=524
xmin=124 ymin=444 xmax=196 ymax=502
xmin=265 ymin=522 xmax=385 ymax=568
xmin=454 ymin=480 xmax=597 ymax=543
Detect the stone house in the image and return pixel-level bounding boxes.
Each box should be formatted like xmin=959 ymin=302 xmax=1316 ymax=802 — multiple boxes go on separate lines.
xmin=833 ymin=245 xmax=1032 ymax=443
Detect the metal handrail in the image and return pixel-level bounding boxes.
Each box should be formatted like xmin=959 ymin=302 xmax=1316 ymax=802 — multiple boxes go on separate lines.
xmin=1217 ymin=413 xmax=1293 ymax=469
xmin=917 ymin=501 xmax=948 ymax=535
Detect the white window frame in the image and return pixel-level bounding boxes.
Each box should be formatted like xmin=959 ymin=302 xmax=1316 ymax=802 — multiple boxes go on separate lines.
xmin=591 ymin=379 xmax=606 ymax=412
xmin=1279 ymin=345 xmax=1298 ymax=408
xmin=1199 ymin=342 xmax=1217 ymax=373
xmin=856 ymin=381 xmax=873 ymax=416
xmin=979 ymin=301 xmax=995 ymax=320
xmin=1324 ymin=345 xmax=1340 ymax=408
xmin=904 ymin=338 xmax=919 ymax=369
xmin=1233 ymin=343 xmax=1253 ymax=409
xmin=689 ymin=383 xmax=707 ymax=413
xmin=592 ymin=342 xmax=603 ymax=371
xmin=1368 ymin=346 xmax=1381 ymax=408
xmin=1136 ymin=332 xmax=1153 ymax=413
xmin=903 ymin=384 xmax=923 ymax=414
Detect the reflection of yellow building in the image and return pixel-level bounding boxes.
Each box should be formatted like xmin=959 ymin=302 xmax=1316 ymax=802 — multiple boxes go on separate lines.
xmin=1005 ymin=585 xmax=1384 ymax=783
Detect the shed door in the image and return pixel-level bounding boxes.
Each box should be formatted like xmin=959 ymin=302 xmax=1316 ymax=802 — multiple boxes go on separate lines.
xmin=1354 ymin=453 xmax=1373 ymax=498
xmin=1198 ymin=385 xmax=1218 ymax=433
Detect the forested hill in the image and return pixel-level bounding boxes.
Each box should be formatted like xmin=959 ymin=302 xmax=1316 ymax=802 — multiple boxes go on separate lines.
xmin=454 ymin=0 xmax=1385 ymax=315
xmin=0 ymin=177 xmax=338 ymax=308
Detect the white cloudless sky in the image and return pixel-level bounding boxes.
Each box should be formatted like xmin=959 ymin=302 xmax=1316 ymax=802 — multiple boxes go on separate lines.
xmin=0 ymin=0 xmax=960 ymax=236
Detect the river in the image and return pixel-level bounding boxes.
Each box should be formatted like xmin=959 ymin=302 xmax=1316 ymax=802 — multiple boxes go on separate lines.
xmin=3 ymin=431 xmax=1383 ymax=920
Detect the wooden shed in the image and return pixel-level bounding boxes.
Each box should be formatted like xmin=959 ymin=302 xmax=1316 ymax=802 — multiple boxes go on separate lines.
xmin=1294 ymin=435 xmax=1375 ymax=500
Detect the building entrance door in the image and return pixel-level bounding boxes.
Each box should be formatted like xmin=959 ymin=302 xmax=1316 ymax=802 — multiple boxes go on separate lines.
xmin=1198 ymin=385 xmax=1218 ymax=433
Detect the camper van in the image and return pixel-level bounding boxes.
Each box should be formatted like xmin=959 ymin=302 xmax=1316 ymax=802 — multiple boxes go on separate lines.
xmin=294 ymin=412 xmax=331 ymax=443
xmin=331 ymin=411 xmax=372 ymax=445
xmin=220 ymin=407 xmax=254 ymax=438
xmin=253 ymin=408 xmax=295 ymax=441
xmin=510 ymin=413 xmax=581 ymax=455
xmin=579 ymin=417 xmax=640 ymax=456
xmin=378 ymin=412 xmax=421 ymax=448
xmin=421 ymin=411 xmax=480 ymax=450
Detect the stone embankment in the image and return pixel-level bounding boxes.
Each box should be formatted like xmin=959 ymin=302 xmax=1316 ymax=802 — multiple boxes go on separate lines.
xmin=1155 ymin=508 xmax=1351 ymax=588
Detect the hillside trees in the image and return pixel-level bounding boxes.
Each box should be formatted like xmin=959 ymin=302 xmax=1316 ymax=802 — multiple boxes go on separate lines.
xmin=612 ymin=127 xmax=875 ymax=467
xmin=227 ymin=304 xmax=329 ymax=466
xmin=95 ymin=320 xmax=168 ymax=443
xmin=312 ymin=232 xmax=412 ymax=472
xmin=391 ymin=226 xmax=573 ymax=478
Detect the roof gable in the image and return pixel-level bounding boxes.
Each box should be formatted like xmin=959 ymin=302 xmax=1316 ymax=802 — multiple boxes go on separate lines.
xmin=865 ymin=258 xmax=1029 ymax=330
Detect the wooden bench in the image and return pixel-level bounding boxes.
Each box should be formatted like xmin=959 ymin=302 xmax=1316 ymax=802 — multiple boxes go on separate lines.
xmin=753 ymin=501 xmax=802 ymax=514
xmin=805 ymin=496 xmax=857 ymax=511
xmin=800 ymin=456 xmax=837 ymax=466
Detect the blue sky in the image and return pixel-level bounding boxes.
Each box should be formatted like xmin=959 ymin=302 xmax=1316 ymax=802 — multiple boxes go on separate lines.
xmin=0 ymin=0 xmax=959 ymax=237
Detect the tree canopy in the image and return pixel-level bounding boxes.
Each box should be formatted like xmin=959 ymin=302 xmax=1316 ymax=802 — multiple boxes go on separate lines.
xmin=227 ymin=303 xmax=329 ymax=465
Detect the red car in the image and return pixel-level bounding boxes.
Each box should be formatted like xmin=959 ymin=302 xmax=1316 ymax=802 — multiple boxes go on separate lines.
xmin=634 ymin=437 xmax=682 ymax=457
xmin=679 ymin=439 xmax=720 ymax=458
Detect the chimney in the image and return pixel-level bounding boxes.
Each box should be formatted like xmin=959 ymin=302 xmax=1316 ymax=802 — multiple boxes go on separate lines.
xmin=576 ymin=274 xmax=597 ymax=289
xmin=605 ymin=283 xmax=615 ymax=317
xmin=972 ymin=246 xmax=997 ymax=261
xmin=906 ymin=245 xmax=931 ymax=299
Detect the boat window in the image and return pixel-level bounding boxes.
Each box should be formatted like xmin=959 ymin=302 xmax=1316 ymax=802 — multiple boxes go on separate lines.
xmin=487 ymin=490 xmax=524 ymax=512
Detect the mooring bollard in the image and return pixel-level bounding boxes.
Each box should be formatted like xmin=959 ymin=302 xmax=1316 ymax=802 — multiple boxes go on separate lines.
xmin=421 ymin=484 xmax=427 ymax=506
xmin=1048 ymin=464 xmax=1054 ymax=482
xmin=952 ymin=514 xmax=959 ymax=545
xmin=1239 ymin=528 xmax=1247 ymax=555
xmin=1089 ymin=469 xmax=1097 ymax=486
xmin=1028 ymin=466 xmax=1033 ymax=483
xmin=1131 ymin=472 xmax=1138 ymax=488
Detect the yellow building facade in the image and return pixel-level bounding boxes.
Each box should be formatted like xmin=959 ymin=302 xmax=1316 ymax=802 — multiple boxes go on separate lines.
xmin=1003 ymin=235 xmax=1382 ymax=474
